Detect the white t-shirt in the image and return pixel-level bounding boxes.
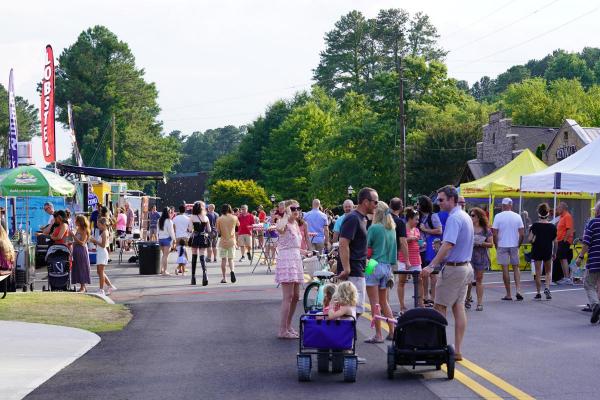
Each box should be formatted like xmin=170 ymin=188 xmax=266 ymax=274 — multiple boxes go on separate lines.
xmin=173 ymin=214 xmax=191 ymax=238
xmin=492 ymin=210 xmax=524 ymax=247
xmin=158 ymin=218 xmax=176 ymax=240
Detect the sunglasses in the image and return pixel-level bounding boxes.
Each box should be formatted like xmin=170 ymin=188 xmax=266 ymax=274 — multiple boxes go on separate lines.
xmin=290 ymin=206 xmax=301 ymax=212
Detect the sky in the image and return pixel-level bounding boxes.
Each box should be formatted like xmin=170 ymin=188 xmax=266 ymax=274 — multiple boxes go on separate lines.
xmin=1 ymin=0 xmax=599 ymax=166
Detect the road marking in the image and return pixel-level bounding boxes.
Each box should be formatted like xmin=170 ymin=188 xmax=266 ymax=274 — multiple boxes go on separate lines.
xmin=459 ymin=358 xmax=535 ymax=400
xmin=362 ymin=303 xmax=536 ymax=399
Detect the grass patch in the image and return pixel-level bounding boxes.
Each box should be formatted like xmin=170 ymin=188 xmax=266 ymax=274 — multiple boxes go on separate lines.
xmin=0 ymin=292 xmax=132 ymax=333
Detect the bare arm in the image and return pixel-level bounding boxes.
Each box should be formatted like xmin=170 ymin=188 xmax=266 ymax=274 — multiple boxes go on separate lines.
xmin=324 ymin=225 xmax=330 ymax=247
xmin=338 ymin=237 xmax=351 ymax=279
xmin=399 ymin=237 xmax=410 ymax=264
xmin=422 ymin=241 xmax=454 ymax=278
xmin=332 ymin=232 xmax=340 ymax=242
xmin=482 ymin=234 xmax=494 ymax=248
xmin=492 ymin=228 xmax=499 ymax=248
xmin=518 ymin=227 xmax=524 ymax=246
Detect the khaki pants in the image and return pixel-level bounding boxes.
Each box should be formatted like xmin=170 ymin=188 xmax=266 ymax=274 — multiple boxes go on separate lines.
xmin=584 ymin=269 xmax=600 ymax=305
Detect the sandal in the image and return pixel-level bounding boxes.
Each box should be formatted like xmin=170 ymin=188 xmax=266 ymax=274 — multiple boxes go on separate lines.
xmin=385 ymin=334 xmax=394 ymax=341
xmin=501 ymin=296 xmax=512 ymax=301
xmin=465 ymin=301 xmax=471 ymax=309
xmin=424 ymin=302 xmax=434 ymax=308
xmin=364 ymin=336 xmax=384 ymax=344
xmin=220 ymin=279 xmax=227 ymax=284
xmin=454 ymin=353 xmax=463 ymax=361
xmin=476 ymin=304 xmax=483 ymax=311
xmin=278 ymin=332 xmax=299 ymax=339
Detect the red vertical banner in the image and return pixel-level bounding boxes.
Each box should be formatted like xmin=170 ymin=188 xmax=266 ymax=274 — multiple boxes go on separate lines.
xmin=40 ymin=45 xmax=56 ymax=163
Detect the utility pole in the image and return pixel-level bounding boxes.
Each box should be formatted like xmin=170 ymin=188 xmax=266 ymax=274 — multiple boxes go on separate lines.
xmin=397 ymin=56 xmax=406 ymax=205
xmin=111 ymin=113 xmax=116 ymax=169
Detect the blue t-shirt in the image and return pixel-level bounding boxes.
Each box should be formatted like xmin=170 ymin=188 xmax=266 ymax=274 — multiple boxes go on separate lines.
xmin=304 ymin=209 xmax=328 ymax=244
xmin=149 ymin=211 xmax=160 ymax=229
xmin=443 ymin=206 xmax=474 ymax=263
xmin=333 ymin=214 xmax=346 ymax=233
xmin=583 ymin=217 xmax=600 ymax=272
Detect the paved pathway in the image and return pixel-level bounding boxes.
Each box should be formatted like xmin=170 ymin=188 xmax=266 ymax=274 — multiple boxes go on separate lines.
xmin=0 ymin=321 xmax=100 ymax=400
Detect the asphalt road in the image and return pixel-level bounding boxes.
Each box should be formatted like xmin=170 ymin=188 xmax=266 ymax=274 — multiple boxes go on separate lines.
xmin=25 ymin=255 xmax=600 ymax=400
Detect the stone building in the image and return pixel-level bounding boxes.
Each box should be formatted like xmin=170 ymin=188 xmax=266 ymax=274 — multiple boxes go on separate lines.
xmin=460 ymin=112 xmax=600 ymax=183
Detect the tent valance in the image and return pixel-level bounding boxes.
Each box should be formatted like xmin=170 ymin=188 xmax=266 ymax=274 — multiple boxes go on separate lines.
xmin=520 ymin=136 xmax=600 ymax=193
xmin=57 ymin=163 xmax=165 ymax=181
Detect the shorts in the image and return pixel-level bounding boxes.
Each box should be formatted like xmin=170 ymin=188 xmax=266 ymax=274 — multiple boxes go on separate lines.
xmin=116 ymin=230 xmax=126 ymax=238
xmin=238 ymin=234 xmax=252 ymax=247
xmin=434 ymin=264 xmax=474 ymax=307
xmin=149 ymin=227 xmax=158 ymax=236
xmin=556 ymin=241 xmax=573 ymax=260
xmin=159 ymin=238 xmax=172 ymax=247
xmin=220 ymin=247 xmax=235 ymax=259
xmin=497 ymin=246 xmax=519 ymax=266
xmin=96 ymin=247 xmax=109 ymax=265
xmin=366 ymin=262 xmax=392 ymax=289
xmin=397 ymin=262 xmax=422 ymax=272
xmin=209 ymin=231 xmax=218 ymax=246
xmin=348 ymin=276 xmax=366 ymax=314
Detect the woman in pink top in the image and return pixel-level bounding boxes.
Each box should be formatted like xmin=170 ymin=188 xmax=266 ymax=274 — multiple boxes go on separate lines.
xmin=396 ymin=207 xmax=423 ymax=312
xmin=115 ymin=208 xmax=127 ymax=237
xmin=274 ymin=199 xmax=306 ymax=339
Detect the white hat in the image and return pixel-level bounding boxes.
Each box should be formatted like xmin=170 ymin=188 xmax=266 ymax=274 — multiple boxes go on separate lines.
xmin=502 ymin=198 xmax=513 ymax=205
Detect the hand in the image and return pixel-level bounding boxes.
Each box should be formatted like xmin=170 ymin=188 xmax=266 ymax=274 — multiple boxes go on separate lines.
xmin=337 ymin=270 xmax=349 ymax=281
xmin=576 ymin=257 xmax=583 ymax=267
xmin=421 ymin=265 xmax=434 ymax=278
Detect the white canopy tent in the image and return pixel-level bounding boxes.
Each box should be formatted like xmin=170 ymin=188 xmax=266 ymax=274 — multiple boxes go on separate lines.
xmin=521 ymin=136 xmax=600 ymax=193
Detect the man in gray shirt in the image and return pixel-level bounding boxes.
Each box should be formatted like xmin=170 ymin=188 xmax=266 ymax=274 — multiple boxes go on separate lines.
xmin=422 ymin=185 xmax=474 ymax=361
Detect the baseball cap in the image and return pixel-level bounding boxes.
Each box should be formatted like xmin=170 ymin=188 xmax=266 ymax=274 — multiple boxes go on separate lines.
xmin=502 ymin=198 xmax=513 ymax=205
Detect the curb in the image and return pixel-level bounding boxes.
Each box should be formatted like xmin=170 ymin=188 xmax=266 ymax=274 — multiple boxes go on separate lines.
xmin=86 ymin=292 xmax=115 ymax=304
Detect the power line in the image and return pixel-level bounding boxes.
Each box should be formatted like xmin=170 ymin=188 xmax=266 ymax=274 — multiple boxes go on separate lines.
xmin=464 ymin=5 xmax=600 ymax=64
xmin=444 ymin=0 xmax=519 ymax=38
xmin=449 ymin=0 xmax=561 ymax=53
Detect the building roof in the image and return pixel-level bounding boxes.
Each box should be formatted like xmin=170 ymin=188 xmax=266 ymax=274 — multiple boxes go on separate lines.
xmin=564 ymin=119 xmax=600 ymax=144
xmin=465 ymin=159 xmax=496 ymax=180
xmin=511 ymin=126 xmax=557 ymax=152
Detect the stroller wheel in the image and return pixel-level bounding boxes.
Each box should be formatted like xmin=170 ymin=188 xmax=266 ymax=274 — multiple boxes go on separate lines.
xmin=317 ymin=350 xmax=329 ymax=373
xmin=331 ymin=353 xmax=344 ymax=373
xmin=297 ymin=355 xmax=312 ymax=382
xmin=387 ymin=346 xmax=396 ymax=379
xmin=42 ymin=285 xmax=47 ymax=291
xmin=343 ymin=356 xmax=358 ymax=382
xmin=446 ymin=345 xmax=455 ymax=380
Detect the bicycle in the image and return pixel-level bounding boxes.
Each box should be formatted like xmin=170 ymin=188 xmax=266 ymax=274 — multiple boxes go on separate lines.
xmin=302 ymin=246 xmax=338 ymax=312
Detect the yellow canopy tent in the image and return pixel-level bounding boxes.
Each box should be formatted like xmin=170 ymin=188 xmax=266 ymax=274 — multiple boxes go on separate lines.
xmin=460 ymin=149 xmax=595 ymax=270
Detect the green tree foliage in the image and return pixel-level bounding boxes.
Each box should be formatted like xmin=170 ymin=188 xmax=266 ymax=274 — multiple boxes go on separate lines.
xmin=314 ymin=9 xmax=445 ymax=99
xmin=0 ymin=84 xmax=39 ymax=158
xmin=55 ymin=26 xmax=179 ymax=172
xmin=209 ymin=179 xmax=270 ymax=210
xmin=406 ymin=99 xmax=492 ymax=195
xmin=261 ymin=88 xmax=337 ymax=206
xmin=499 ymin=78 xmax=600 ymax=126
xmin=176 ymin=125 xmax=245 ymax=173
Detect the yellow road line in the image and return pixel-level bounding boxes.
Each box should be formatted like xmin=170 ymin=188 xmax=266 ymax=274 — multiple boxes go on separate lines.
xmin=459 ymin=358 xmax=535 ymax=400
xmin=361 ymin=303 xmax=535 ymax=399
xmin=442 ymin=366 xmax=504 ymax=400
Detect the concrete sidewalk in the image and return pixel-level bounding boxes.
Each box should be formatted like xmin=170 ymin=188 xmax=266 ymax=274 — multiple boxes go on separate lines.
xmin=0 ymin=321 xmax=100 ymax=400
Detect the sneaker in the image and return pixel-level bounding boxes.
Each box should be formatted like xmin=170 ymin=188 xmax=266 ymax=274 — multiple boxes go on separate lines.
xmin=105 ymin=286 xmax=112 ymax=295
xmin=357 ymin=356 xmax=367 ymax=364
xmin=96 ymin=289 xmax=105 ymax=296
xmin=239 ymin=256 xmax=245 ymax=262
xmin=591 ymin=303 xmax=600 ymax=324
xmin=544 ymin=288 xmax=552 ymax=300
xmin=563 ymin=278 xmax=573 ymax=285
xmin=550 ymin=281 xmax=558 ymax=286
xmin=230 ymin=271 xmax=237 ymax=283
xmin=534 ymin=293 xmax=542 ymax=300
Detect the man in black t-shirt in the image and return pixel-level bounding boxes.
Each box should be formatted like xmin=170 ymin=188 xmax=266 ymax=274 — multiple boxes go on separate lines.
xmin=338 ymin=187 xmax=379 ymax=316
xmin=390 ymin=197 xmax=410 ymax=263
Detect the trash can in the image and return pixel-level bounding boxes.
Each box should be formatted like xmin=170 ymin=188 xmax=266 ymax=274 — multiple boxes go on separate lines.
xmin=137 ymin=242 xmax=160 ymax=275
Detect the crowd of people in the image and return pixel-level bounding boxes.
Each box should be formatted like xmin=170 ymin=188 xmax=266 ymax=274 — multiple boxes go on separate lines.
xmin=270 ymin=186 xmax=600 ymax=362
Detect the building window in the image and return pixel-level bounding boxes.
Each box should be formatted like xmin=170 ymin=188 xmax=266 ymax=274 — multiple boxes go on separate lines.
xmin=563 ymin=131 xmax=568 ymax=142
xmin=492 ymin=131 xmax=495 ymax=144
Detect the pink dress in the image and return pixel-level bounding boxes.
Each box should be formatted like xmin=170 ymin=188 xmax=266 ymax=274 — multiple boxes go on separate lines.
xmin=275 ymin=222 xmax=304 ymax=284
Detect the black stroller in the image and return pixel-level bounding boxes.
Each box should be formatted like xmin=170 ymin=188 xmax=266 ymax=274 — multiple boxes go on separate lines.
xmin=42 ymin=245 xmax=74 ymax=292
xmin=387 ymin=308 xmax=455 ymax=380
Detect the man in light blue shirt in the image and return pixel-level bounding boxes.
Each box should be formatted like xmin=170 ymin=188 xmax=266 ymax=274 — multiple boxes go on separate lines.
xmin=332 ymin=199 xmax=354 ymax=242
xmin=303 ymin=199 xmax=330 ymax=252
xmin=423 ymin=185 xmax=474 ymax=361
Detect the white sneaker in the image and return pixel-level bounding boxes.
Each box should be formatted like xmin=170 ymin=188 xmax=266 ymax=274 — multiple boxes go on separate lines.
xmin=563 ymin=278 xmax=573 ymax=285
xmin=550 ymin=281 xmax=558 ymax=286
xmin=96 ymin=289 xmax=106 ymax=296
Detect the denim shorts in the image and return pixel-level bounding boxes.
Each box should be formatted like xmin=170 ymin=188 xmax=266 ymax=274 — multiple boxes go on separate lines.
xmin=159 ymin=238 xmax=172 ymax=247
xmin=365 ymin=262 xmax=392 ymax=289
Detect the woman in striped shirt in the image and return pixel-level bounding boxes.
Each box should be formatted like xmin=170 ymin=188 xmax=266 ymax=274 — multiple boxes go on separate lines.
xmin=397 ymin=207 xmax=423 ymax=312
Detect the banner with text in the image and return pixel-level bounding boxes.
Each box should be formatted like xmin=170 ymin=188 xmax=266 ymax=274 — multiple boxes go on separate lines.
xmin=40 ymin=45 xmax=56 ymax=163
xmin=7 ymin=69 xmax=19 ymax=168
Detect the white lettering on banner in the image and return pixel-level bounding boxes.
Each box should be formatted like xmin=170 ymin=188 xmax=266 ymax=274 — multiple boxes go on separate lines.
xmin=44 ymin=65 xmax=52 ymax=80
xmin=43 ymin=81 xmax=51 ymax=96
